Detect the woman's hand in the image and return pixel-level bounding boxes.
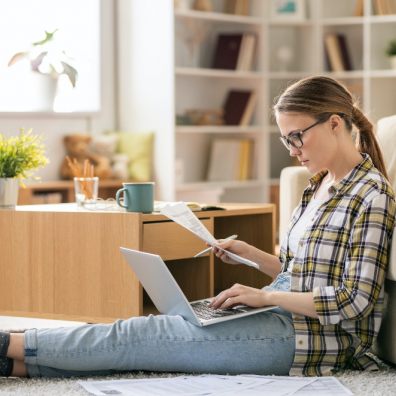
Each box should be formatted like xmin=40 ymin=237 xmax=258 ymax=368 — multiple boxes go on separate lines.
xmin=209 ymin=283 xmax=271 ymax=309
xmin=212 ymin=239 xmax=252 ymax=265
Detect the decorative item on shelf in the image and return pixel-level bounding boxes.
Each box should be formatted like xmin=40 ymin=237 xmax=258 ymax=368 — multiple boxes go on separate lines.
xmin=276 ymin=45 xmax=294 ymax=72
xmin=385 ymin=39 xmax=396 ymax=70
xmin=269 ymin=0 xmax=306 ymax=22
xmin=177 ymin=15 xmax=208 ymax=67
xmin=192 ymin=0 xmax=213 ymax=12
xmin=185 ymin=109 xmax=224 ymax=125
xmin=60 ymin=134 xmax=112 ymax=180
xmin=0 ymin=129 xmax=49 ymax=208
xmin=8 ymin=30 xmax=78 ymax=112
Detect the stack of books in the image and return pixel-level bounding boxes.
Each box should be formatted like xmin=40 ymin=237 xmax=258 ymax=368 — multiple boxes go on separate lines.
xmin=212 ymin=33 xmax=257 ymax=71
xmin=324 ymin=33 xmax=353 ymax=72
xmin=371 ymin=0 xmax=396 ymax=14
xmin=224 ymin=0 xmax=250 ymax=15
xmin=207 ymin=138 xmax=253 ymax=182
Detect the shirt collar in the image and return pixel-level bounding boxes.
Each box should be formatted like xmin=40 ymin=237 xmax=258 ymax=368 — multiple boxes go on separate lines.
xmin=308 ymin=153 xmax=373 ymax=195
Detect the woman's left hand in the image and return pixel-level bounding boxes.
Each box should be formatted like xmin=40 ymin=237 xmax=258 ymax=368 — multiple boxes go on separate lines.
xmin=209 ymin=283 xmax=271 ymax=310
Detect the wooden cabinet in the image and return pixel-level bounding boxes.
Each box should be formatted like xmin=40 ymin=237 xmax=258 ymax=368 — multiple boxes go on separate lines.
xmin=0 ymin=203 xmax=275 ymax=323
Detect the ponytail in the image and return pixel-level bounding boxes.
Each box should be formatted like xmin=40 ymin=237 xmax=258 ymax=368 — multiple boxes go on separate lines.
xmin=352 ymin=107 xmax=389 ymax=179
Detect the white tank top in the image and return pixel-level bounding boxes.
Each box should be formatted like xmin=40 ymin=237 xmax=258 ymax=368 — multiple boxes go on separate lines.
xmin=287 ymin=197 xmax=324 ymax=272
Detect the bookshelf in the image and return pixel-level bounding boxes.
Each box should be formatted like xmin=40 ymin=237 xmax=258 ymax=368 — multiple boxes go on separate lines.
xmin=117 ymin=0 xmax=396 ymax=208
xmin=173 ymin=0 xmax=266 ymax=203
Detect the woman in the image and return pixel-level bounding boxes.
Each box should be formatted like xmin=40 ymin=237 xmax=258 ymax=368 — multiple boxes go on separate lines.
xmin=1 ymin=76 xmax=395 ymax=378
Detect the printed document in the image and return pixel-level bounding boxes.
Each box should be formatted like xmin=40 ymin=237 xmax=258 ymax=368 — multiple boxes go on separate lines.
xmin=160 ymin=201 xmax=259 ymax=269
xmin=79 ymin=374 xmax=353 ymax=396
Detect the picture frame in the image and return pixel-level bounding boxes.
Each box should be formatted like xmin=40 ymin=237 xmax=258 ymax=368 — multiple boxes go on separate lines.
xmin=270 ymin=0 xmax=306 ymax=22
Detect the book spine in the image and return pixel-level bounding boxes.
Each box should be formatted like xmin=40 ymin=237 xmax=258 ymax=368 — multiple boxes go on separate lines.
xmin=324 ymin=33 xmax=344 ymax=72
xmin=337 ymin=34 xmax=353 ymax=71
xmin=239 ymin=91 xmax=258 ymax=126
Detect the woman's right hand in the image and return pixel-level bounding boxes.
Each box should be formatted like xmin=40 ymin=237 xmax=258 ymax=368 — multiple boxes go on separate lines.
xmin=212 ymin=239 xmax=251 ymax=265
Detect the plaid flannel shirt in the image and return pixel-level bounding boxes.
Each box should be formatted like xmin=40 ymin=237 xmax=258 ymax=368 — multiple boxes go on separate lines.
xmin=279 ymin=154 xmax=395 ymax=376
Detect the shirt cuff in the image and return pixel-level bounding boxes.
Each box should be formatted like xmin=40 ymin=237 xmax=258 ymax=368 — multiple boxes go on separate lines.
xmin=313 ymin=286 xmax=341 ymax=325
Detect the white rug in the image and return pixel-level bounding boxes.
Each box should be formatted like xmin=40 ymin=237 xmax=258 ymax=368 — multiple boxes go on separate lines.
xmin=0 ymin=316 xmax=395 ymax=396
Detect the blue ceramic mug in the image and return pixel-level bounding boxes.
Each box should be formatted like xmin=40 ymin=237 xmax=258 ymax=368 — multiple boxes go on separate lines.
xmin=116 ymin=182 xmax=154 ymax=213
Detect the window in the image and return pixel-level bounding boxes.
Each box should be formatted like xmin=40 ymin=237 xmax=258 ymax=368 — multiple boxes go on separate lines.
xmin=0 ymin=0 xmax=100 ymax=113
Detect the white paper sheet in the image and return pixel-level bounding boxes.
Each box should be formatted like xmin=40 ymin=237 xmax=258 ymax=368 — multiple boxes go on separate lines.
xmin=78 ymin=374 xmax=317 ymax=396
xmin=160 ymin=202 xmax=259 ymax=269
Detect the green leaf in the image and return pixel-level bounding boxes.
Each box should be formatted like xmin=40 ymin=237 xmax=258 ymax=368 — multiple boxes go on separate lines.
xmin=32 ymin=29 xmax=58 ymax=46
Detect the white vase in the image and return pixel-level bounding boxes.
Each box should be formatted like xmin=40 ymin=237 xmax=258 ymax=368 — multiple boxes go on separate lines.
xmin=0 ymin=178 xmax=20 ymax=208
xmin=390 ymin=56 xmax=396 ymax=70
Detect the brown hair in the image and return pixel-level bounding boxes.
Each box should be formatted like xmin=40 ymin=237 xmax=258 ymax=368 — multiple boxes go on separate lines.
xmin=273 ymin=76 xmax=388 ymax=179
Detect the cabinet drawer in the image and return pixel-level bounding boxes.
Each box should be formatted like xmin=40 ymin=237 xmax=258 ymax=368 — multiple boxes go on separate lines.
xmin=143 ymin=220 xmax=212 ymax=260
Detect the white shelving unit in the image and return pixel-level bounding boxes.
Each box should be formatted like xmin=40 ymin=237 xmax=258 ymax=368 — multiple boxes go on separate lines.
xmin=173 ymin=0 xmax=267 ymax=203
xmin=117 ymin=0 xmax=396 ymax=204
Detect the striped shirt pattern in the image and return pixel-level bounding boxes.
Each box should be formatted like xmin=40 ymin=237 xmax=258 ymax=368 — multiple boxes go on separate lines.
xmin=279 ymin=154 xmax=396 ymax=376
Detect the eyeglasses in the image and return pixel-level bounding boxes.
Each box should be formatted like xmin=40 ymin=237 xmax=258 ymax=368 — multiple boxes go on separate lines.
xmin=279 ymin=119 xmax=324 ymax=150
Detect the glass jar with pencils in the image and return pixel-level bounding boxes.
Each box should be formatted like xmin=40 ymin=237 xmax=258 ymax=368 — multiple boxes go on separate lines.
xmin=66 ymin=157 xmax=99 ymax=206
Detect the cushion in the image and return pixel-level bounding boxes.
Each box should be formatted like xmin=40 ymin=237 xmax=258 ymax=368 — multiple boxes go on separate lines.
xmin=113 ymin=131 xmax=154 ymax=182
xmin=377 ymin=115 xmax=396 ymax=191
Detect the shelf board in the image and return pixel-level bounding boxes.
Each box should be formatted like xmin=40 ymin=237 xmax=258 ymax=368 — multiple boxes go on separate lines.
xmin=176 ymin=180 xmax=264 ymax=191
xmin=321 ymin=16 xmax=364 ymax=25
xmin=176 ymin=125 xmax=263 ymax=134
xmin=174 ymin=9 xmax=262 ymax=25
xmin=322 ymin=70 xmax=396 ymax=79
xmin=369 ymin=70 xmax=396 ymax=78
xmin=267 ymin=71 xmax=313 ymax=80
xmin=268 ymin=19 xmax=314 ymax=27
xmin=369 ymin=15 xmax=396 ymax=23
xmin=175 ymin=67 xmax=263 ymax=79
xmin=322 ymin=70 xmax=365 ymax=79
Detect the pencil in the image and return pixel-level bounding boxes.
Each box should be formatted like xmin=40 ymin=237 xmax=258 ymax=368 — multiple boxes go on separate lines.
xmin=194 ymin=234 xmax=238 ymax=258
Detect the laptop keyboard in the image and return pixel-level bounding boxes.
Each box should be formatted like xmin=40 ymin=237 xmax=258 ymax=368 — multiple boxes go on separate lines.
xmin=190 ymin=300 xmax=251 ymax=320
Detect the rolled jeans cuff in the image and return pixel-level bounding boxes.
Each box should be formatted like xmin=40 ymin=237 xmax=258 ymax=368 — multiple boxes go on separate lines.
xmin=24 ymin=329 xmax=41 ymax=377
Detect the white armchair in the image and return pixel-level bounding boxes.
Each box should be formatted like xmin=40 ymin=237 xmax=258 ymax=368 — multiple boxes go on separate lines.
xmin=279 ymin=114 xmax=396 ymax=365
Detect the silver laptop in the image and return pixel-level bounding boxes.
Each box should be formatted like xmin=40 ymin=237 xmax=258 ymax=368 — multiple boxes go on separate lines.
xmin=120 ymin=247 xmax=276 ymax=327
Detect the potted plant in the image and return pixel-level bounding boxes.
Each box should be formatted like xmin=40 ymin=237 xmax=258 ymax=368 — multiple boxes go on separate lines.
xmin=7 ymin=30 xmax=78 ymax=110
xmin=385 ymin=39 xmax=396 ymax=70
xmin=0 ymin=129 xmax=49 ymax=208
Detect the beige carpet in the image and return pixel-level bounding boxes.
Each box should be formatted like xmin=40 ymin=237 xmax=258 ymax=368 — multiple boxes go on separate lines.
xmin=0 ymin=316 xmax=395 ymax=396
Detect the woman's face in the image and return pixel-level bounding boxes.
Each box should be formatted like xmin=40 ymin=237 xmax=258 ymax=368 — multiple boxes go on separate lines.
xmin=276 ymin=112 xmax=338 ymax=174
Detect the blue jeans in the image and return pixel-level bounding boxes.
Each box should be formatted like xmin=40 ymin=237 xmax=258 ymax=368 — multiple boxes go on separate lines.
xmin=24 ymin=272 xmax=294 ymax=378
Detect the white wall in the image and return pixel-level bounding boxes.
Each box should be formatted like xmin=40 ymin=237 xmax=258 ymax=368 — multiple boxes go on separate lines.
xmin=0 ymin=0 xmax=116 ymax=181
xmin=116 ymin=0 xmax=175 ymax=201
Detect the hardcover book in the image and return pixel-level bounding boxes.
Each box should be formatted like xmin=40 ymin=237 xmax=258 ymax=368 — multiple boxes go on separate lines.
xmin=223 ymin=90 xmax=256 ymax=126
xmin=212 ymin=34 xmax=244 ymax=70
